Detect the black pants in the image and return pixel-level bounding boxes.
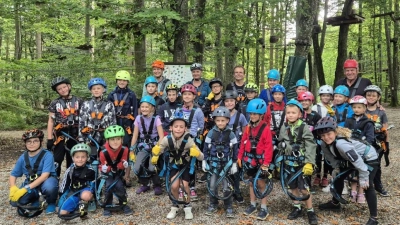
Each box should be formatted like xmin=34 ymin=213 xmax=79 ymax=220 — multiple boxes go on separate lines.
xmin=53 ymin=138 xmax=74 ymax=177
xmin=373 ymin=151 xmax=385 ymax=190
xmin=105 ymin=175 xmax=127 ymax=205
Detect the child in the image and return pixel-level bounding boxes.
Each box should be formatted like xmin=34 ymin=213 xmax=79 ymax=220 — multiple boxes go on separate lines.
xmin=223 ymin=90 xmax=248 ymax=203
xmin=159 ymin=84 xmax=182 ymax=133
xmin=295 ymin=79 xmax=309 ymax=95
xmin=316 ymin=117 xmax=379 ymax=225
xmin=131 ymin=96 xmax=165 ymax=195
xmin=202 ymin=106 xmax=238 ymax=218
xmin=151 ymin=117 xmax=204 ymax=220
xmin=312 ymin=85 xmax=335 ymax=117
xmin=332 ymin=85 xmax=354 ymax=127
xmin=264 ymin=84 xmax=286 ymax=140
xmin=240 ymin=82 xmax=259 ymax=120
xmin=47 ymin=77 xmax=83 ymax=177
xmin=9 ymin=129 xmax=58 ymax=215
xmin=78 ymin=78 xmax=116 ymax=157
xmin=58 ymin=143 xmax=95 ymax=219
xmin=344 ymin=95 xmax=375 ymax=204
xmin=259 ymin=69 xmax=280 ymax=104
xmin=237 ymin=99 xmax=273 ymax=220
xmin=187 ymin=63 xmax=211 ymax=107
xmin=142 ymin=60 xmax=171 ymax=100
xmin=144 ymin=76 xmax=166 ymax=113
xmin=107 ymin=70 xmax=138 ymax=187
xmin=364 ymin=85 xmax=390 ymax=197
xmin=99 ymin=125 xmax=133 ymax=216
xmin=278 ymin=99 xmax=318 ymax=225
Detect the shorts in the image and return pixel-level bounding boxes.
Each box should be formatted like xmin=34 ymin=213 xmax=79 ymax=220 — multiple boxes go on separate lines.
xmin=287 ymin=167 xmax=311 ymax=190
xmin=60 ymin=187 xmax=92 ymax=213
xmin=169 ymin=165 xmax=191 ymax=182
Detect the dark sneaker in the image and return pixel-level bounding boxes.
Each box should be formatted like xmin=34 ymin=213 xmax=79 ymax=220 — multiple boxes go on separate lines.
xmin=376 ymin=189 xmax=390 ymax=197
xmin=287 ymin=207 xmax=303 ymax=220
xmin=123 ymin=205 xmax=134 ymax=215
xmin=205 ymin=205 xmax=217 ymax=216
xmin=136 ymin=185 xmax=150 ymax=194
xmin=234 ymin=193 xmax=244 ymax=204
xmin=103 ymin=209 xmax=112 ymax=217
xmin=198 ymin=174 xmax=207 ymax=183
xmin=256 ymin=208 xmax=269 ymax=220
xmin=226 ymin=208 xmax=234 ymax=218
xmin=243 ymin=204 xmax=257 ymax=216
xmin=307 ymin=211 xmax=318 ymax=225
xmin=154 ymin=186 xmax=163 ymax=195
xmin=318 ymin=201 xmax=341 ymax=211
xmin=366 ymin=218 xmax=379 ymax=225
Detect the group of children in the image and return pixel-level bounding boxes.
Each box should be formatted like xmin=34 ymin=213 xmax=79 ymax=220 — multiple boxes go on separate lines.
xmin=8 ymin=62 xmax=389 ymax=225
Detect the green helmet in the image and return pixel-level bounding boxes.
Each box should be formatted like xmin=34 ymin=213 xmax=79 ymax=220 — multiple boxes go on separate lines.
xmin=70 ymin=143 xmax=91 ymax=156
xmin=115 ymin=70 xmax=131 ymax=82
xmin=104 ymin=125 xmax=125 ymax=139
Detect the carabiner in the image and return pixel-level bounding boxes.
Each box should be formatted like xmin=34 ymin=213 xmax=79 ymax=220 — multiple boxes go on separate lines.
xmin=292 ymin=150 xmax=301 ymax=158
xmin=217 ymin=152 xmax=225 ymax=159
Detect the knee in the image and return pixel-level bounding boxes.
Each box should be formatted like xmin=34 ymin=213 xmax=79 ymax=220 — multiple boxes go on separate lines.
xmin=81 ymin=191 xmax=93 ymax=201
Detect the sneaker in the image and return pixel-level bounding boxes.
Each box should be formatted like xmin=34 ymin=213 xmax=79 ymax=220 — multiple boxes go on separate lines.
xmin=322 ymin=186 xmax=330 ymax=193
xmin=103 ymin=209 xmax=112 ymax=217
xmin=226 ymin=208 xmax=234 ymax=218
xmin=321 ymin=178 xmax=329 ymax=187
xmin=167 ymin=206 xmax=179 ymax=219
xmin=313 ymin=177 xmax=321 ymax=186
xmin=350 ymin=191 xmax=357 ymax=203
xmin=307 ymin=211 xmax=318 ymax=225
xmin=318 ymin=201 xmax=341 ymax=211
xmin=123 ymin=205 xmax=134 ymax=215
xmin=198 ymin=174 xmax=207 ymax=183
xmin=287 ymin=207 xmax=303 ymax=220
xmin=154 ymin=186 xmax=163 ymax=195
xmin=234 ymin=193 xmax=244 ymax=204
xmin=376 ymin=189 xmax=390 ymax=197
xmin=366 ymin=217 xmax=379 ymax=225
xmin=136 ymin=185 xmax=150 ymax=194
xmin=88 ymin=200 xmax=96 ymax=212
xmin=190 ymin=189 xmax=198 ymax=200
xmin=205 ymin=205 xmax=217 ymax=216
xmin=184 ymin=206 xmax=193 ymax=220
xmin=178 ymin=188 xmax=184 ymax=201
xmin=256 ymin=208 xmax=269 ymax=220
xmin=356 ymin=194 xmax=366 ymax=204
xmin=243 ymin=204 xmax=257 ymax=216
xmin=45 ymin=203 xmax=56 ymax=214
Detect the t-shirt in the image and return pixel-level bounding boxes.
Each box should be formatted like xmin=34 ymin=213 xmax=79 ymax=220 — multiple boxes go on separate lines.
xmin=134 ymin=115 xmax=162 ymax=139
xmin=181 ymin=107 xmax=204 ymax=137
xmin=228 ymin=111 xmax=248 ymax=139
xmin=226 ymin=82 xmax=246 ymax=101
xmin=48 ymin=96 xmax=83 ymax=125
xmin=334 ymin=77 xmax=372 ymax=98
xmin=11 ymin=149 xmax=57 ymax=180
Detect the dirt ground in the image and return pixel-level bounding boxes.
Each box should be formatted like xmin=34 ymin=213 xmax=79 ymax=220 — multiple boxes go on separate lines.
xmin=0 ymin=106 xmax=399 ymax=225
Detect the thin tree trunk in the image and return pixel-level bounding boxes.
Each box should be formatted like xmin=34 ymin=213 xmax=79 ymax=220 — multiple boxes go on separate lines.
xmin=172 ymin=0 xmax=188 ymax=62
xmin=392 ymin=0 xmax=399 ymax=106
xmin=320 ymin=0 xmax=329 ymax=52
xmin=14 ymin=1 xmax=22 ymax=60
xmin=5 ymin=35 xmax=9 ymax=60
xmin=215 ymin=1 xmax=223 ymax=78
xmin=255 ymin=4 xmax=260 ymax=85
xmin=260 ymin=2 xmax=266 ymax=90
xmin=357 ymin=0 xmax=363 ymax=72
xmin=193 ymin=0 xmax=206 ymax=63
xmin=294 ymin=0 xmax=319 ymax=58
xmin=269 ymin=5 xmax=274 ymax=69
xmin=0 ymin=30 xmax=2 ymax=58
xmin=133 ymin=0 xmax=146 ymax=75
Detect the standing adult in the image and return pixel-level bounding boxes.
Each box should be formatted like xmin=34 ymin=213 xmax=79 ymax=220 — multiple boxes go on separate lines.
xmin=142 ymin=60 xmax=172 ymax=100
xmin=186 ymin=63 xmax=211 ymax=107
xmin=334 ymin=59 xmax=372 ymax=98
xmin=226 ymin=66 xmax=247 ymax=103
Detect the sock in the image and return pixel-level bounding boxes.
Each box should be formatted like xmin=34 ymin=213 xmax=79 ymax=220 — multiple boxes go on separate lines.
xmin=251 ymin=201 xmax=256 ymax=207
xmin=190 ymin=187 xmax=195 ymax=191
xmin=293 ymin=204 xmax=301 ymax=209
xmin=307 ymin=208 xmax=314 ymax=212
xmin=261 ymin=204 xmax=267 ymax=210
xmin=184 ymin=203 xmax=191 ymax=208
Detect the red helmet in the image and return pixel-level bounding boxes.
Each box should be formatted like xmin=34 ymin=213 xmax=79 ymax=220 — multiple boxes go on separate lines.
xmin=181 ymin=84 xmax=197 ymax=95
xmin=343 ymin=59 xmax=358 ymax=69
xmin=297 ymin=91 xmax=314 ymax=102
xmin=152 ymin=60 xmax=165 ymax=69
xmin=349 ymin=95 xmax=367 ymax=105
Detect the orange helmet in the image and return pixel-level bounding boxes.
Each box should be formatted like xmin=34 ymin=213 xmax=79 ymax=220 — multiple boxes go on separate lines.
xmin=152 ymin=60 xmax=165 ymax=69
xmin=343 ymin=59 xmax=358 ymax=69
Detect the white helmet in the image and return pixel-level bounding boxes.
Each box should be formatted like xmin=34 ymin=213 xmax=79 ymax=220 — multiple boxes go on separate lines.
xmin=349 ymin=95 xmax=367 ymax=105
xmin=364 ymin=85 xmax=382 ymax=95
xmin=318 ymin=85 xmax=333 ymax=95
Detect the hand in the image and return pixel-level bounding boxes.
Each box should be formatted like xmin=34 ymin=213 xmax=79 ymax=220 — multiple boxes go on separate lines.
xmin=261 ymin=165 xmax=272 ymax=179
xmin=11 ymin=188 xmax=28 ymax=202
xmin=9 ymin=185 xmax=19 ymax=201
xmin=189 ymin=145 xmax=201 ymax=157
xmin=237 ymin=159 xmax=242 ymax=168
xmin=202 ymin=161 xmax=209 ymax=172
xmin=207 ymin=92 xmax=215 ymax=100
xmin=101 ymin=164 xmax=108 ymax=173
xmin=360 ymin=179 xmax=369 ymax=189
xmin=302 ymin=163 xmax=313 ymax=176
xmin=122 ymin=160 xmax=129 ymax=169
xmin=46 ymin=139 xmax=54 ymax=150
xmin=129 ymin=152 xmax=136 ymax=162
xmin=151 ymin=156 xmax=159 ymax=165
xmin=152 ymin=145 xmax=161 ymax=156
xmin=230 ymin=163 xmax=238 ymax=174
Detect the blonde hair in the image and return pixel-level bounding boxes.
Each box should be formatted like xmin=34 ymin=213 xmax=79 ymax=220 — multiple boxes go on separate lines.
xmin=335 ymin=127 xmax=352 ymax=139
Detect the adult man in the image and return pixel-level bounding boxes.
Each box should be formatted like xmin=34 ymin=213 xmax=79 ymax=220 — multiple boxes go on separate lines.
xmin=186 ymin=63 xmax=211 ymax=107
xmin=142 ymin=60 xmax=172 ymax=100
xmin=334 ymin=59 xmax=372 ymax=98
xmin=226 ymin=66 xmax=247 ymax=103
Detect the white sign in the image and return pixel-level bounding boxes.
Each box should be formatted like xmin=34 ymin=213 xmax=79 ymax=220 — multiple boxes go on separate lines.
xmin=163 ymin=64 xmax=192 ymax=86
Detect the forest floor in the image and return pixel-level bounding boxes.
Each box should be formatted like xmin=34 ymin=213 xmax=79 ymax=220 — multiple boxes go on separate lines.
xmin=0 ymin=105 xmax=399 ymax=225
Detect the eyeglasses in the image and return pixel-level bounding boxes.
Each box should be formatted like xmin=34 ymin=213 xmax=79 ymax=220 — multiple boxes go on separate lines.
xmin=26 ymin=140 xmax=40 ymax=144
xmin=211 ymin=85 xmax=221 ymax=89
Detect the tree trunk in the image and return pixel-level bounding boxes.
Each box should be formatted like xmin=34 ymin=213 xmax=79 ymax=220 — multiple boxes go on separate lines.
xmin=357 ymin=0 xmax=363 ymax=72
xmin=5 ymin=35 xmax=9 ymax=60
xmin=14 ymin=1 xmax=22 ymax=60
xmin=0 ymin=30 xmax=2 ymax=58
xmin=172 ymin=0 xmax=188 ymax=63
xmin=333 ymin=0 xmax=354 ymax=84
xmin=35 ymin=3 xmax=42 ymax=59
xmin=392 ymin=0 xmax=399 ymax=106
xmin=255 ymin=4 xmax=261 ymax=85
xmin=215 ymin=1 xmax=223 ymax=78
xmin=193 ymin=0 xmax=206 ymax=63
xmin=133 ymin=0 xmax=146 ymax=76
xmin=260 ymin=2 xmax=266 ymax=90
xmin=312 ymin=13 xmax=326 ymax=86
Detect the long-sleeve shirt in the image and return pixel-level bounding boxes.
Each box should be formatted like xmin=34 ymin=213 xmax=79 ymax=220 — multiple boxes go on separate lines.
xmin=59 ymin=164 xmax=95 ymax=194
xmin=99 ymin=143 xmax=129 ymax=173
xmin=203 ymin=126 xmax=238 ymax=161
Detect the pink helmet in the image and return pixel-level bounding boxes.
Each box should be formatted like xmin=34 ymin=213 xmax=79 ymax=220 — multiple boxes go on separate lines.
xmin=349 ymin=95 xmax=367 ymax=105
xmin=180 ymin=84 xmax=197 ymax=95
xmin=297 ymin=91 xmax=314 ymax=102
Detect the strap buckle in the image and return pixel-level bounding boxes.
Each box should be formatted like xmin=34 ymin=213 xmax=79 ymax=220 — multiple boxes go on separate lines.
xmin=217 ymin=152 xmax=224 ymax=159
xmin=116 ymin=111 xmax=122 ymax=116
xmin=93 ymin=125 xmax=100 ymax=131
xmin=66 ymin=120 xmax=74 ymax=126
xmin=29 ymin=174 xmax=38 ymax=182
xmin=292 ymin=150 xmax=301 ymax=158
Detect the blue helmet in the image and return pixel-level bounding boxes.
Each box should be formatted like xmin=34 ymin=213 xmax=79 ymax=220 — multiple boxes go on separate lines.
xmin=334 ymin=85 xmax=350 ymax=97
xmin=267 ymin=69 xmax=280 ymax=80
xmin=145 ymin=76 xmax=158 ymax=86
xmin=88 ymin=78 xmax=107 ymax=91
xmin=295 ymin=79 xmax=308 ymax=88
xmin=140 ymin=95 xmax=156 ymax=107
xmin=246 ymin=99 xmax=267 ymax=114
xmin=286 ymin=99 xmax=303 ymax=113
xmin=271 ymin=84 xmax=286 ymax=94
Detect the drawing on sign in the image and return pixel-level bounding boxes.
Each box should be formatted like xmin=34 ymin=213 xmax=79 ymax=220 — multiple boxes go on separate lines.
xmin=163 ymin=64 xmax=192 ymax=86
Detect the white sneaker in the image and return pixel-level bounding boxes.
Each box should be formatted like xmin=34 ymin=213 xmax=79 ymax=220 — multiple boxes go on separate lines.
xmin=184 ymin=207 xmax=193 ymax=220
xmin=342 ymin=181 xmax=349 ymax=195
xmin=167 ymin=206 xmax=179 ymax=219
xmin=322 ymin=186 xmax=330 ymax=193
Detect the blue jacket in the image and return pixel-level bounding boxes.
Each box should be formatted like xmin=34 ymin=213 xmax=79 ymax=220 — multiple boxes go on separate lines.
xmin=187 ymin=78 xmax=211 ymax=107
xmin=203 ymin=126 xmax=238 ymax=161
xmin=332 ymin=103 xmax=354 ymax=127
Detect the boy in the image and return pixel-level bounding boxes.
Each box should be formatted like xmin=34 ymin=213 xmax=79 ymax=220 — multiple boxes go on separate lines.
xmin=264 ymin=84 xmax=286 ymax=141
xmin=144 ymin=76 xmax=166 ymax=114
xmin=238 ymin=99 xmax=273 ymax=220
xmin=159 ymin=84 xmax=182 ymax=133
xmin=239 ymin=82 xmax=259 ymax=119
xmin=142 ymin=60 xmax=171 ymax=100
xmin=186 ymin=63 xmax=211 ymax=107
xmin=9 ymin=129 xmax=58 ymax=216
xmin=278 ymin=99 xmax=318 ymax=225
xmin=107 ymin=70 xmax=138 ymax=187
xmin=202 ymin=106 xmax=238 ymax=218
xmin=99 ymin=125 xmax=133 ymax=216
xmin=295 ymin=79 xmax=309 ymax=95
xmin=151 ymin=116 xmax=204 ymax=220
xmin=364 ymin=85 xmax=390 ymax=197
xmin=332 ymin=85 xmax=354 ymax=127
xmin=58 ymin=143 xmax=95 ymax=219
xmin=312 ymin=85 xmax=335 ymax=117
xmin=202 ymin=78 xmax=224 ymax=135
xmin=259 ymin=69 xmax=280 ymax=104
xmin=47 ymin=77 xmax=83 ymax=177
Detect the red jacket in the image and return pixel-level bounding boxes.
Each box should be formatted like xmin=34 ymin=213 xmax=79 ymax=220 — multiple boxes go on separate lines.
xmin=238 ymin=121 xmax=273 ymax=167
xmin=99 ymin=142 xmax=128 ymax=172
xmin=263 ymin=101 xmax=286 ymax=136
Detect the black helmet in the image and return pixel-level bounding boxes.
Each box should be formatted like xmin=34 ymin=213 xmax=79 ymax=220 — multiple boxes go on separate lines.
xmin=209 ymin=78 xmax=223 ymax=88
xmin=314 ymin=117 xmax=337 ymax=135
xmin=22 ymin=129 xmax=44 ymax=141
xmin=222 ymin=90 xmax=238 ymax=100
xmin=51 ymin=77 xmax=71 ymax=91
